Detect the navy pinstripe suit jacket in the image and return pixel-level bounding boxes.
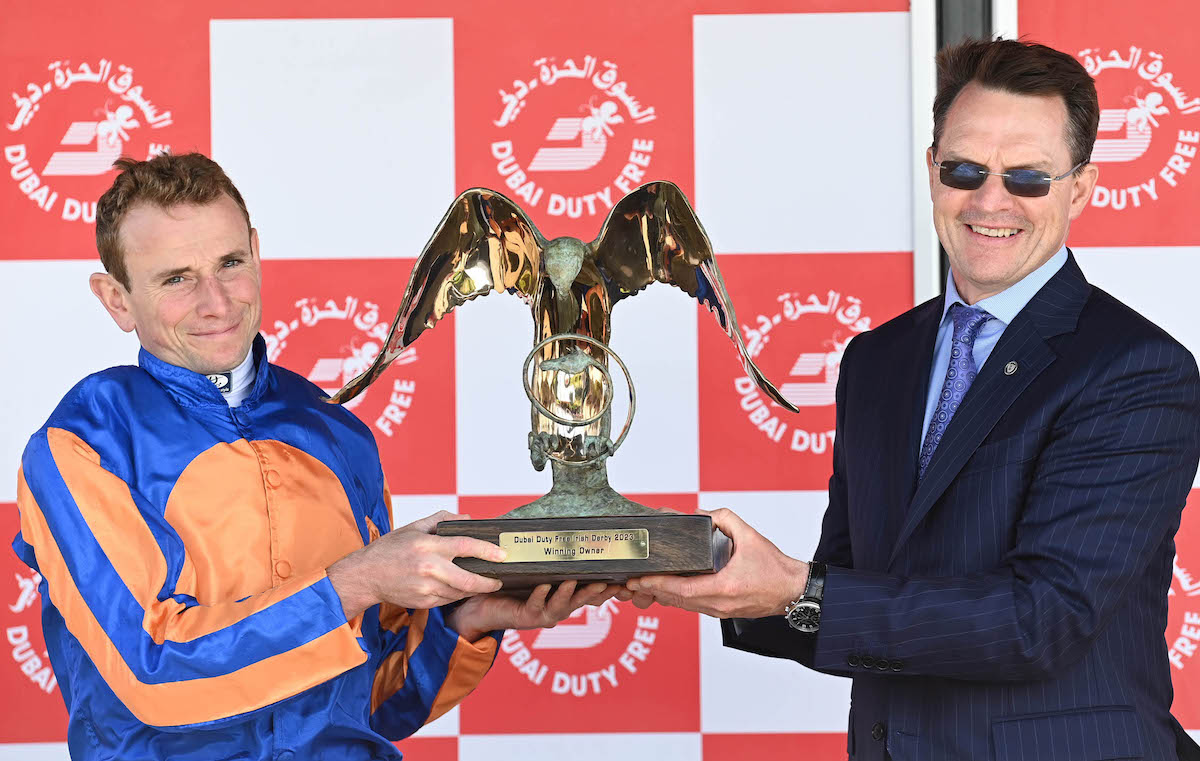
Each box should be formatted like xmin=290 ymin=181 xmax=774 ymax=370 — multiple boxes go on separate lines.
xmin=723 ymin=253 xmax=1200 ymax=761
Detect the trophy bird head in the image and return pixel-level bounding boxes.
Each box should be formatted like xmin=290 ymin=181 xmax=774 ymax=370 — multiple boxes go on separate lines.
xmin=542 ymin=235 xmax=590 ymax=333
xmin=543 ymin=236 xmax=588 ymax=292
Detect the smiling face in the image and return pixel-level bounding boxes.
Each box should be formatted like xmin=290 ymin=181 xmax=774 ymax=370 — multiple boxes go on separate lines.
xmin=90 ymin=194 xmax=263 ymax=374
xmin=929 ymin=82 xmax=1098 ymax=304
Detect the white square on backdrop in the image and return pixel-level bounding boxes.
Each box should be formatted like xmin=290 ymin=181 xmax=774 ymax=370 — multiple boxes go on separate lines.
xmin=0 ymin=743 xmax=68 ymax=761
xmin=210 ymin=18 xmax=455 ymax=260
xmin=606 ymin=286 xmax=699 ymax=494
xmin=453 ymin=287 xmax=700 ymax=496
xmin=1073 ymin=246 xmax=1200 ymax=488
xmin=0 ymin=261 xmax=141 ymax=503
xmin=454 ymin=293 xmax=550 ymax=496
xmin=459 ymin=733 xmax=702 ymax=761
xmin=1073 ymin=246 xmax=1200 ymax=361
xmin=390 ymin=494 xmax=460 ymax=528
xmin=694 ymin=12 xmax=912 ymax=255
xmin=697 ymin=490 xmax=852 ymax=733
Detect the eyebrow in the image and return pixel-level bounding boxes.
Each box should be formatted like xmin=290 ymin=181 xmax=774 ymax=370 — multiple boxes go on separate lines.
xmin=151 ymin=250 xmax=250 ymax=282
xmin=941 ymin=153 xmax=1056 ymax=172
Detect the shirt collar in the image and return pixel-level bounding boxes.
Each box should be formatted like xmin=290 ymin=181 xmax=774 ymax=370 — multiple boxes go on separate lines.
xmin=941 ymin=246 xmax=1069 ymax=328
xmin=139 ymin=334 xmax=273 ymax=408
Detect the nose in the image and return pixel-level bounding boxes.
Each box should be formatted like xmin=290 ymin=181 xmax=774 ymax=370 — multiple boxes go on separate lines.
xmin=195 ymin=275 xmax=235 ymax=318
xmin=967 ymin=172 xmax=1015 ymax=212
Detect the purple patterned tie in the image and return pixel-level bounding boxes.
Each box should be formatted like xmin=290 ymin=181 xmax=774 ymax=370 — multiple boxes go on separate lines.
xmin=918 ymin=303 xmax=993 ymax=480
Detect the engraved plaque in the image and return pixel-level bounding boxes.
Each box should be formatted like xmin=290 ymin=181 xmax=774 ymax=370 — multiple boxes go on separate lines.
xmin=440 ymin=514 xmax=722 ymax=589
xmin=500 ymin=529 xmax=649 ymax=563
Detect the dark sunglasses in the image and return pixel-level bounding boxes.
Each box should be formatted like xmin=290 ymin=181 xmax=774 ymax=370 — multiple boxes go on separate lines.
xmin=932 ymin=159 xmax=1086 ymax=198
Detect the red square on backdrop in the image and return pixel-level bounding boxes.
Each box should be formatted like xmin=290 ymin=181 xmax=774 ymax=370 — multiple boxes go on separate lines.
xmin=1168 ymin=488 xmax=1200 ymax=727
xmin=1020 ymin=1 xmax=1200 ymax=247
xmin=394 ymin=737 xmax=457 ymax=761
xmin=703 ymin=732 xmax=846 ymax=761
xmin=0 ymin=4 xmax=210 ymax=261
xmin=0 ymin=503 xmax=69 ymax=742
xmin=260 ymin=259 xmax=456 ymax=495
xmin=457 ymin=493 xmax=701 ymax=735
xmin=452 ymin=0 xmax=695 ymax=242
xmin=698 ymin=252 xmax=912 ymax=492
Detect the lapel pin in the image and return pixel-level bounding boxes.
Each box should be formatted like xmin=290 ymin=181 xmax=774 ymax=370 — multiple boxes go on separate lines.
xmin=1004 ymin=361 xmax=1018 ymax=376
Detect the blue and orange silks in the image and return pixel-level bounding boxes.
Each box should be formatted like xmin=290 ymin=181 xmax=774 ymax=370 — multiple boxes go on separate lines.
xmin=13 ymin=336 xmax=497 ymax=760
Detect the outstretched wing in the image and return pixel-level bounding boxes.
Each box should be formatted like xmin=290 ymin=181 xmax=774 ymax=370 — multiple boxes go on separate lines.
xmin=591 ymin=181 xmax=798 ymax=412
xmin=328 ymin=188 xmax=545 ymax=405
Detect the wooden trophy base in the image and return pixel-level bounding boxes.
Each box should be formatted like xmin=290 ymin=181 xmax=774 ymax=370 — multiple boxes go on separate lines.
xmin=436 ymin=514 xmax=722 ymax=590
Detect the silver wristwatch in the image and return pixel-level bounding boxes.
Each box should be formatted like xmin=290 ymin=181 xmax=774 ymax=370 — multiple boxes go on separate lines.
xmin=783 ymin=562 xmax=826 ymax=633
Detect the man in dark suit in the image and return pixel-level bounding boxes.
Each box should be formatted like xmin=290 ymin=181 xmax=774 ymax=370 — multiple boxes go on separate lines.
xmin=624 ymin=39 xmax=1200 ymax=760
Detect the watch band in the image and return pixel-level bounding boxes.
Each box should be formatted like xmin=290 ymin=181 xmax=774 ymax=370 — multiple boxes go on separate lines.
xmin=804 ymin=561 xmax=826 ymax=603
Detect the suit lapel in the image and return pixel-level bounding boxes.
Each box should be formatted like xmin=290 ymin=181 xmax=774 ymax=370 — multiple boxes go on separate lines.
xmin=880 ymin=297 xmax=942 ymax=552
xmin=887 ymin=252 xmax=1091 ymax=567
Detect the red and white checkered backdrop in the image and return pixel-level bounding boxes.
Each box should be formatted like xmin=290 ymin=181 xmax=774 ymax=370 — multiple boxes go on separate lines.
xmin=1 ymin=1 xmax=1197 ymax=759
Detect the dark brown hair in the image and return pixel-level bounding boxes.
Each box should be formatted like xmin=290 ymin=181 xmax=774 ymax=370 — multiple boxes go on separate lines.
xmin=95 ymin=152 xmax=251 ymax=289
xmin=932 ymin=38 xmax=1099 ymax=172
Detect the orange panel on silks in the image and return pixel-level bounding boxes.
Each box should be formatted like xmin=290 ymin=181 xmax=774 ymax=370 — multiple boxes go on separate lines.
xmin=166 ymin=439 xmax=365 ymax=606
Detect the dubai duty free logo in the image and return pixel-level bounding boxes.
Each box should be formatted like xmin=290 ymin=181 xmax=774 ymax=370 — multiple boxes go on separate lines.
xmin=1078 ymin=45 xmax=1200 ymax=211
xmin=734 ymin=289 xmax=875 ymax=456
xmin=488 ymin=55 xmax=659 ymax=220
xmin=1169 ymin=550 xmax=1200 ymax=673
xmin=6 ymin=568 xmax=58 ymax=698
xmin=498 ymin=598 xmax=662 ymax=699
xmin=6 ymin=57 xmax=176 ymax=224
xmin=263 ymin=296 xmax=420 ymax=440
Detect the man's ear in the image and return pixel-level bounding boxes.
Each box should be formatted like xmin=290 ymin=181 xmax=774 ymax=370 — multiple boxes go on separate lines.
xmin=926 ymin=146 xmax=938 ymax=200
xmin=89 ymin=273 xmax=136 ymax=333
xmin=1068 ymin=163 xmax=1100 ymax=222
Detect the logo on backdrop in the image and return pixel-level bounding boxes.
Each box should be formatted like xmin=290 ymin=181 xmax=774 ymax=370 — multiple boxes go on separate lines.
xmin=5 ymin=57 xmax=176 ymax=224
xmin=7 ymin=569 xmax=57 ymax=696
xmin=489 ymin=55 xmax=659 ymax=219
xmin=1078 ymin=45 xmax=1200 ymax=211
xmin=498 ymin=599 xmax=660 ymax=697
xmin=263 ymin=296 xmax=419 ymax=439
xmin=735 ymin=289 xmax=874 ymax=456
xmin=1168 ymin=553 xmax=1200 ymax=672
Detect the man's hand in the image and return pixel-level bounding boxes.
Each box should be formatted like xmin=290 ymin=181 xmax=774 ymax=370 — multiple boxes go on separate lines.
xmin=446 ymin=581 xmax=620 ymax=642
xmin=328 ymin=511 xmax=506 ymax=620
xmin=618 ymin=508 xmax=809 ymax=619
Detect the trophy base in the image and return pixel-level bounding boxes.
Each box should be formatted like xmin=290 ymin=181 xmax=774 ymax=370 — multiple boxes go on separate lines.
xmin=437 ymin=514 xmax=723 ymax=590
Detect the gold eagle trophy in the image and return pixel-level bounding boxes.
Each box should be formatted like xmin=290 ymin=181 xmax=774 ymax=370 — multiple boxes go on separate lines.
xmin=330 ymin=182 xmax=797 ymax=588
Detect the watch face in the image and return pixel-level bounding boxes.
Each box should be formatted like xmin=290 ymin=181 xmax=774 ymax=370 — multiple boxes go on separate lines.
xmin=787 ymin=601 xmax=821 ymax=632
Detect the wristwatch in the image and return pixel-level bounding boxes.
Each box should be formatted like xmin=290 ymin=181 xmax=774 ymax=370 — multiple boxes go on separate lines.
xmin=783 ymin=562 xmax=826 ymax=633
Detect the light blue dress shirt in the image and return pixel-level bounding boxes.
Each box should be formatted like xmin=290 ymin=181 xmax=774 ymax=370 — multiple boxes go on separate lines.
xmin=920 ymin=247 xmax=1068 ymax=441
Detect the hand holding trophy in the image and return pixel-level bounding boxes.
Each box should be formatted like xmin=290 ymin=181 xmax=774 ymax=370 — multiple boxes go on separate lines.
xmin=329 ymin=181 xmax=797 ymax=589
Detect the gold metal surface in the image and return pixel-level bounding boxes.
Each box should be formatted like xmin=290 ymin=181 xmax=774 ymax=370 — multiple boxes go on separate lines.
xmin=328 ymin=182 xmax=799 ymax=469
xmin=499 ymin=528 xmax=649 ymax=562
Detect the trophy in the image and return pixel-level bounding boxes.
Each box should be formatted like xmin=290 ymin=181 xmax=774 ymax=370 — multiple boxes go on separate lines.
xmin=330 ymin=181 xmax=797 ymax=588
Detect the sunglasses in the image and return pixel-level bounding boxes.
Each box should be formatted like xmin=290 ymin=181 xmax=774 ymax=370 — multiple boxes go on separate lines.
xmin=932 ymin=159 xmax=1086 ymax=198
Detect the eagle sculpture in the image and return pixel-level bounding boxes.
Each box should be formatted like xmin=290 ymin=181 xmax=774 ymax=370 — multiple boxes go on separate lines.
xmin=330 ymin=181 xmax=797 ymax=517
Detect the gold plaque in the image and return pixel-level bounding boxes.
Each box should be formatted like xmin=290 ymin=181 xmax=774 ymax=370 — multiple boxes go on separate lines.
xmin=499 ymin=529 xmax=649 ymax=563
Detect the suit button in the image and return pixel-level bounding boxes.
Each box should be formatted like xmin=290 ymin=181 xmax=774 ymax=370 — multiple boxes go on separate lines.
xmin=861 ymin=655 xmax=875 ymax=668
xmin=847 ymin=655 xmax=861 ymax=667
xmin=265 ymin=470 xmax=282 ymax=488
xmin=871 ymin=722 xmax=886 ymax=741
xmin=875 ymin=659 xmax=890 ymax=671
xmin=275 ymin=560 xmax=292 ymax=579
xmin=891 ymin=660 xmax=904 ymax=672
